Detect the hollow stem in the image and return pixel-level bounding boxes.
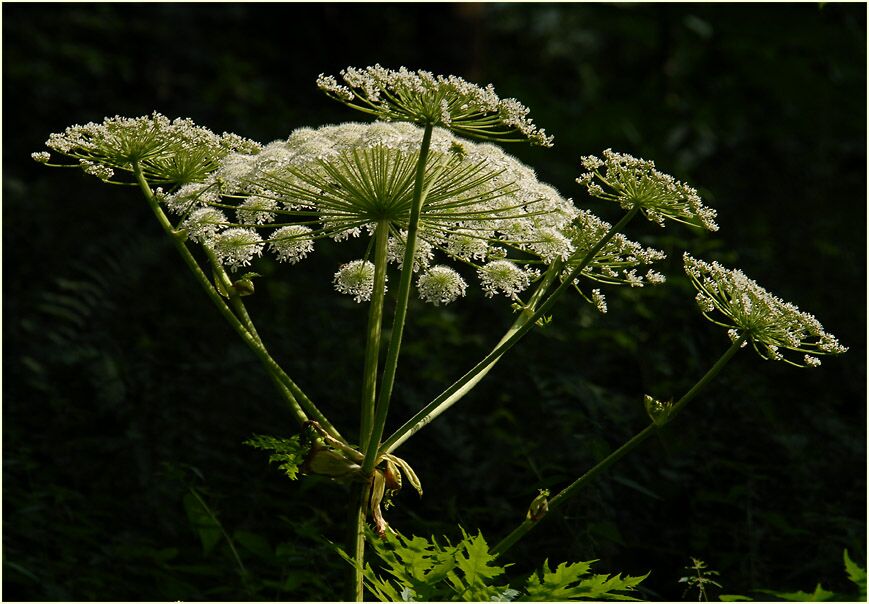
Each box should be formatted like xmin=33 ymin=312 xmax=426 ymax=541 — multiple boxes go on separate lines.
xmin=360 ymin=220 xmax=392 ymax=452
xmin=380 ymin=207 xmax=640 ymax=456
xmin=361 ymin=122 xmax=434 ymax=475
xmin=490 ymin=335 xmax=747 ymax=557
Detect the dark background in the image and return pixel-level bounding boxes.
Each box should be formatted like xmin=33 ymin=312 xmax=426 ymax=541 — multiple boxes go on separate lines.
xmin=3 ymin=3 xmax=866 ymax=601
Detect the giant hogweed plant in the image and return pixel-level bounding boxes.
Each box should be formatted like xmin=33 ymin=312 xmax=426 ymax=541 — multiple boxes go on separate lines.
xmin=35 ymin=65 xmax=847 ymax=601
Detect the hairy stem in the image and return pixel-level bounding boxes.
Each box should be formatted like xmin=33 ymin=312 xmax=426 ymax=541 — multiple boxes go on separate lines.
xmin=361 ymin=122 xmax=434 ymax=475
xmin=380 ymin=207 xmax=640 ymax=456
xmin=491 ymin=335 xmax=747 ymax=557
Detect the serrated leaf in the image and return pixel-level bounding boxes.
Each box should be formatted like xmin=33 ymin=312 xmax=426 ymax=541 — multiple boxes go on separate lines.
xmin=757 ymin=583 xmax=835 ymax=601
xmin=243 ymin=434 xmax=308 ymax=480
xmin=525 ymin=559 xmax=646 ymax=601
xmin=843 ymin=549 xmax=866 ymax=600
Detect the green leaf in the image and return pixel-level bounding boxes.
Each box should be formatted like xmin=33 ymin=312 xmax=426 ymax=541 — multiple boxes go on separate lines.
xmin=843 ymin=549 xmax=866 ymax=601
xmin=182 ymin=491 xmax=223 ymax=555
xmin=243 ymin=434 xmax=308 ymax=480
xmin=757 ymin=583 xmax=835 ymax=601
xmin=525 ymin=559 xmax=647 ymax=601
xmin=233 ymin=530 xmax=273 ymax=563
xmin=719 ymin=595 xmax=754 ymax=601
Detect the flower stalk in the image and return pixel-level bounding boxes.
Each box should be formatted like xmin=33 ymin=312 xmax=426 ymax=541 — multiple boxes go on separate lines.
xmin=132 ymin=162 xmax=343 ymax=441
xmin=380 ymin=206 xmax=640 ymax=457
xmin=361 ymin=122 xmax=434 ymax=474
xmin=490 ymin=334 xmax=747 ymax=558
xmin=360 ymin=220 xmax=393 ymax=452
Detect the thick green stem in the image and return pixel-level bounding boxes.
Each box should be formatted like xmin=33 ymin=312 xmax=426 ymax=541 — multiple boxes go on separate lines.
xmin=132 ymin=164 xmax=343 ymax=440
xmin=360 ymin=122 xmax=434 ymax=475
xmin=360 ymin=221 xmax=392 ymax=452
xmin=380 ymin=208 xmax=640 ymax=456
xmin=350 ymin=480 xmax=369 ymax=602
xmin=490 ymin=335 xmax=747 ymax=557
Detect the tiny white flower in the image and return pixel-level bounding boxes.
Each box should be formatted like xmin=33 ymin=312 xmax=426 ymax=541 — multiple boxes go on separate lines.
xmin=591 ymin=289 xmax=608 ymax=314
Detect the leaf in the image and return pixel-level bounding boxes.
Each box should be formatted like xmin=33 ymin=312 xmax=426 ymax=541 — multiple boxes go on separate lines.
xmin=233 ymin=530 xmax=273 ymax=562
xmin=525 ymin=559 xmax=647 ymax=601
xmin=843 ymin=549 xmax=866 ymax=600
xmin=182 ymin=491 xmax=223 ymax=555
xmin=757 ymin=583 xmax=835 ymax=601
xmin=719 ymin=595 xmax=754 ymax=601
xmin=243 ymin=434 xmax=308 ymax=480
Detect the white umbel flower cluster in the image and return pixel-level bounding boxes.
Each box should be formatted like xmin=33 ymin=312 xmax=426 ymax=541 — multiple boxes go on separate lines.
xmin=564 ymin=209 xmax=666 ymax=287
xmin=577 ymin=149 xmax=718 ymax=231
xmin=190 ymin=120 xmax=577 ymax=299
xmin=684 ymin=254 xmax=847 ymax=367
xmin=317 ymin=65 xmax=553 ymax=147
xmin=38 ymin=112 xmax=261 ymax=186
xmin=269 ymin=225 xmax=315 ymax=264
xmin=478 ymin=260 xmax=538 ymax=298
xmin=210 ymin=228 xmax=264 ymax=271
xmin=417 ymin=265 xmax=468 ymax=306
xmin=334 ymin=260 xmax=382 ymax=303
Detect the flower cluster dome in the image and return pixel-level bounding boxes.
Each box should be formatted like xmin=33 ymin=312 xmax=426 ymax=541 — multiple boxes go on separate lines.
xmin=165 ymin=121 xmax=579 ymax=303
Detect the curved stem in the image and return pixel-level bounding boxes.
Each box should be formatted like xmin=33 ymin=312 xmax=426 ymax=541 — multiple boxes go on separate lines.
xmin=490 ymin=335 xmax=747 ymax=557
xmin=361 ymin=122 xmax=434 ymax=475
xmin=380 ymin=207 xmax=640 ymax=456
xmin=132 ymin=164 xmax=343 ymax=440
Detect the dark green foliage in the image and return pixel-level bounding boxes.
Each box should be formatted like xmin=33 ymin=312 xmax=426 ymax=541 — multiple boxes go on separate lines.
xmin=720 ymin=549 xmax=866 ymax=601
xmin=243 ymin=434 xmax=308 ymax=480
xmin=4 ymin=3 xmax=865 ymax=601
xmin=356 ymin=527 xmax=646 ymax=601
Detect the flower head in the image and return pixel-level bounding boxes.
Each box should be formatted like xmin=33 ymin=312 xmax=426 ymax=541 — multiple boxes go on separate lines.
xmin=560 ymin=209 xmax=667 ymax=311
xmin=563 ymin=209 xmax=667 ymax=287
xmin=478 ymin=260 xmax=537 ymax=298
xmin=39 ymin=112 xmax=261 ymax=186
xmin=317 ymin=65 xmax=553 ymax=146
xmin=684 ymin=254 xmax=847 ymax=367
xmin=210 ymin=228 xmax=263 ymax=271
xmin=417 ymin=265 xmax=468 ymax=306
xmin=334 ymin=260 xmax=383 ymax=303
xmin=200 ymin=121 xmax=575 ymax=299
xmin=577 ymin=149 xmax=718 ymax=231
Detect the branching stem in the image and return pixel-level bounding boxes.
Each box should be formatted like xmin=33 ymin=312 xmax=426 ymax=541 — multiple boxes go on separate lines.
xmin=490 ymin=335 xmax=747 ymax=557
xmin=380 ymin=207 xmax=640 ymax=456
xmin=131 ymin=163 xmax=343 ymax=441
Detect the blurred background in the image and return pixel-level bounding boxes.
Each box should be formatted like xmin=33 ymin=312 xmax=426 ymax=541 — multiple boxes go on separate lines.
xmin=3 ymin=3 xmax=866 ymax=601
